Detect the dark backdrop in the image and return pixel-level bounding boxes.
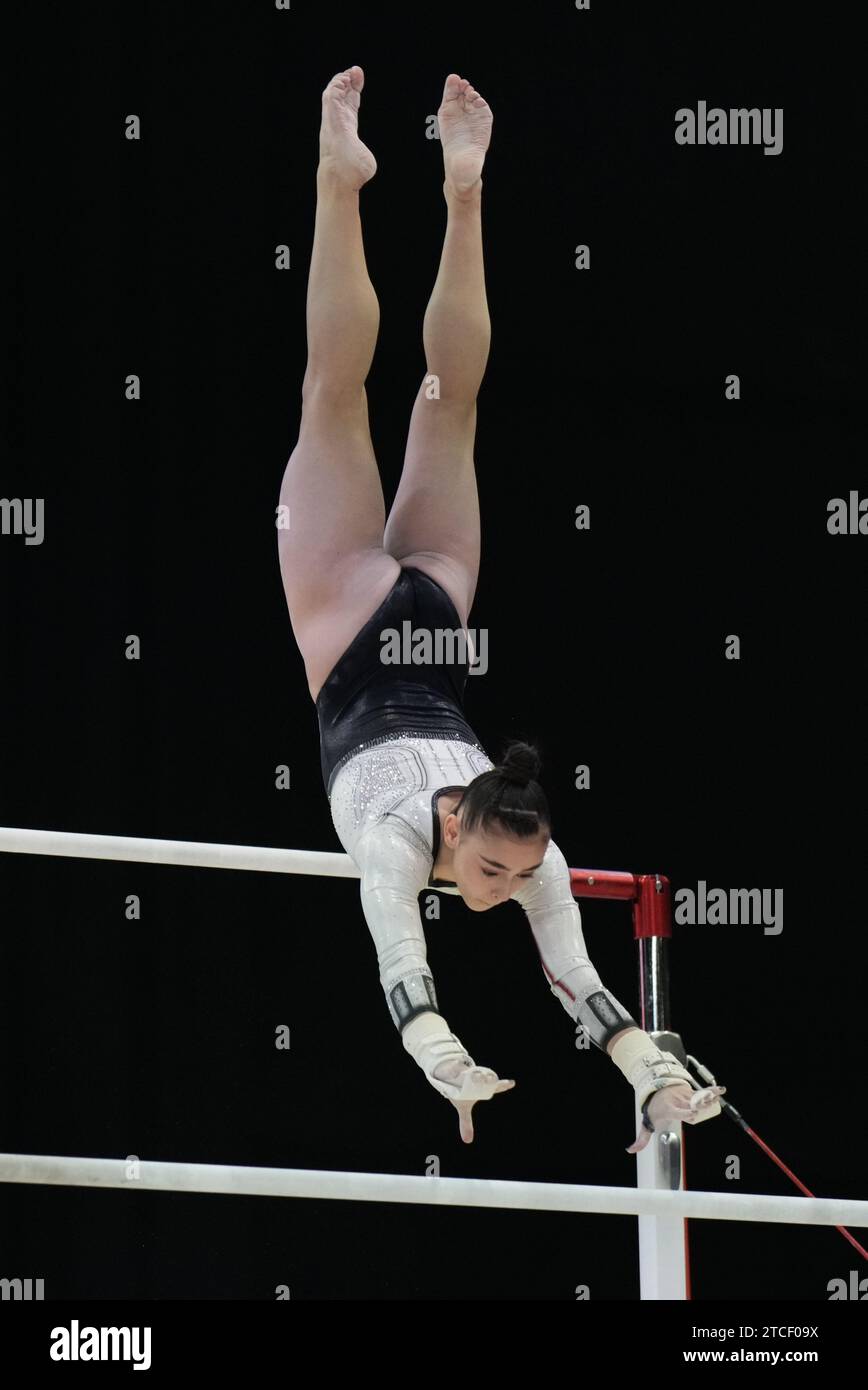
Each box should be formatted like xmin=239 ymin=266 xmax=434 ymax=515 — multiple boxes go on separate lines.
xmin=1 ymin=1 xmax=864 ymax=1301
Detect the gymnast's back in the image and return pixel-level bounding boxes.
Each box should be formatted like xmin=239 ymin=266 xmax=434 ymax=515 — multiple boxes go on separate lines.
xmin=328 ymin=734 xmax=495 ymax=883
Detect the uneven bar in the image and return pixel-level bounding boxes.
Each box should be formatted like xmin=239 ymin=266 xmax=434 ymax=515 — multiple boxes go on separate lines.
xmin=1 ymin=1154 xmax=866 ymax=1227
xmin=0 ymin=826 xmax=359 ymax=879
xmin=0 ymin=827 xmax=637 ymax=903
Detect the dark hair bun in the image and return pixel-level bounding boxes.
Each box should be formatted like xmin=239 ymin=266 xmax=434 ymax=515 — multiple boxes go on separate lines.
xmin=498 ymin=740 xmax=542 ymax=788
xmin=460 ymin=739 xmax=551 ymax=838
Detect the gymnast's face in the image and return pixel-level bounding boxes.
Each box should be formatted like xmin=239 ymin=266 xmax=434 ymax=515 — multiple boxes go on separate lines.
xmin=447 ymin=817 xmax=550 ymax=911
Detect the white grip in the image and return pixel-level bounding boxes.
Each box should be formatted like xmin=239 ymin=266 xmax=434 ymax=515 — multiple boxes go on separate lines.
xmin=609 ymin=1028 xmax=696 ymax=1108
xmin=401 ymin=1012 xmax=504 ymax=1102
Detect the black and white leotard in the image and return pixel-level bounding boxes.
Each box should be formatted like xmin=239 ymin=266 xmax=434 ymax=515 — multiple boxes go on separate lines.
xmin=316 ymin=567 xmax=638 ymax=1048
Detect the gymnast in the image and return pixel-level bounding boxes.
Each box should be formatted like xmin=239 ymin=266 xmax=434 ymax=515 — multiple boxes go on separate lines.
xmin=277 ymin=67 xmax=725 ymax=1145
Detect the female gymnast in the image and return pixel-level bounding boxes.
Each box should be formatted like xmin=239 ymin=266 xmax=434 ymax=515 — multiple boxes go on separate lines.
xmin=277 ymin=66 xmax=725 ymax=1146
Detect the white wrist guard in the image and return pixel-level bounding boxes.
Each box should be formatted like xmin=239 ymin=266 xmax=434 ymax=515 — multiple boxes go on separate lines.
xmin=610 ymin=1028 xmax=697 ymax=1109
xmin=401 ymin=1011 xmax=503 ymax=1103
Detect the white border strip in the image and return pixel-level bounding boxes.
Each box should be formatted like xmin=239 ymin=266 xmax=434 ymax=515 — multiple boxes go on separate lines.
xmin=0 ymin=826 xmax=359 ymax=878
xmin=1 ymin=1154 xmax=865 ymax=1226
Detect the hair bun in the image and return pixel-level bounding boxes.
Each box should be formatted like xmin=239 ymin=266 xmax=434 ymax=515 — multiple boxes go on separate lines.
xmin=460 ymin=740 xmax=551 ymax=838
xmin=498 ymin=740 xmax=542 ymax=788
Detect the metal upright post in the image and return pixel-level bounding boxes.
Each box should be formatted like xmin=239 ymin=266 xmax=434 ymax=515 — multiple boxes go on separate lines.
xmin=634 ymin=873 xmax=689 ymax=1300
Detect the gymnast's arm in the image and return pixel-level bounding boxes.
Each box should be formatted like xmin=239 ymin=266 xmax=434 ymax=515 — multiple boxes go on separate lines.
xmin=511 ymin=838 xmax=721 ymax=1143
xmin=511 ymin=838 xmax=641 ymax=1053
xmin=351 ymin=817 xmax=515 ymax=1139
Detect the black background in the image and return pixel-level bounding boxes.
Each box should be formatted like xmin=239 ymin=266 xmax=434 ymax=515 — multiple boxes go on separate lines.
xmin=1 ymin=1 xmax=865 ymax=1305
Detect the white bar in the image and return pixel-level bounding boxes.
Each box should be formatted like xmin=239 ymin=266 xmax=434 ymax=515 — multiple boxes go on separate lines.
xmin=636 ymin=1102 xmax=687 ymax=1299
xmin=0 ymin=826 xmax=359 ymax=879
xmin=1 ymin=1154 xmax=866 ymax=1226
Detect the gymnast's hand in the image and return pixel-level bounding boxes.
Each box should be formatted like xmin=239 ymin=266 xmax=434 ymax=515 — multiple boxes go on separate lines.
xmin=433 ymin=1057 xmax=516 ymax=1144
xmin=625 ymin=1083 xmax=727 ymax=1154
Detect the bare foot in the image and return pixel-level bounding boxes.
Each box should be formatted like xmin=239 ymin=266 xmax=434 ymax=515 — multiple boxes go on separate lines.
xmin=437 ymin=73 xmax=492 ymax=198
xmin=319 ymin=65 xmax=377 ymax=190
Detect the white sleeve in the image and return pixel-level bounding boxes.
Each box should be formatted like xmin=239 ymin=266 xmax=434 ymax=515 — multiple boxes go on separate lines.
xmin=350 ymin=816 xmax=446 ymax=1031
xmin=511 ymin=837 xmax=639 ymax=1051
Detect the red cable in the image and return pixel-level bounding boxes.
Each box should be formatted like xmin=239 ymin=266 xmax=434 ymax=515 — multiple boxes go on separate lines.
xmin=739 ymin=1116 xmax=868 ymax=1261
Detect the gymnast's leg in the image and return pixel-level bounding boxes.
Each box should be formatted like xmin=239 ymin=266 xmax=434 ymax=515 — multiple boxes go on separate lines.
xmin=383 ymin=74 xmax=493 ymax=630
xmin=277 ymin=66 xmax=400 ymax=703
xmin=384 ymin=76 xmax=494 ymax=1092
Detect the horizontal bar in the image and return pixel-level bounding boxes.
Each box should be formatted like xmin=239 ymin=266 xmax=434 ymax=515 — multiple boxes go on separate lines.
xmin=1 ymin=1154 xmax=865 ymax=1226
xmin=0 ymin=827 xmax=640 ymax=901
xmin=0 ymin=826 xmax=359 ymax=879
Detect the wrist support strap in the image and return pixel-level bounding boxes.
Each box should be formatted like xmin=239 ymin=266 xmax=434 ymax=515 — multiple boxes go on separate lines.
xmin=401 ymin=1011 xmax=505 ymax=1103
xmin=610 ymin=1027 xmax=696 ymax=1109
xmin=611 ymin=1028 xmax=722 ymax=1131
